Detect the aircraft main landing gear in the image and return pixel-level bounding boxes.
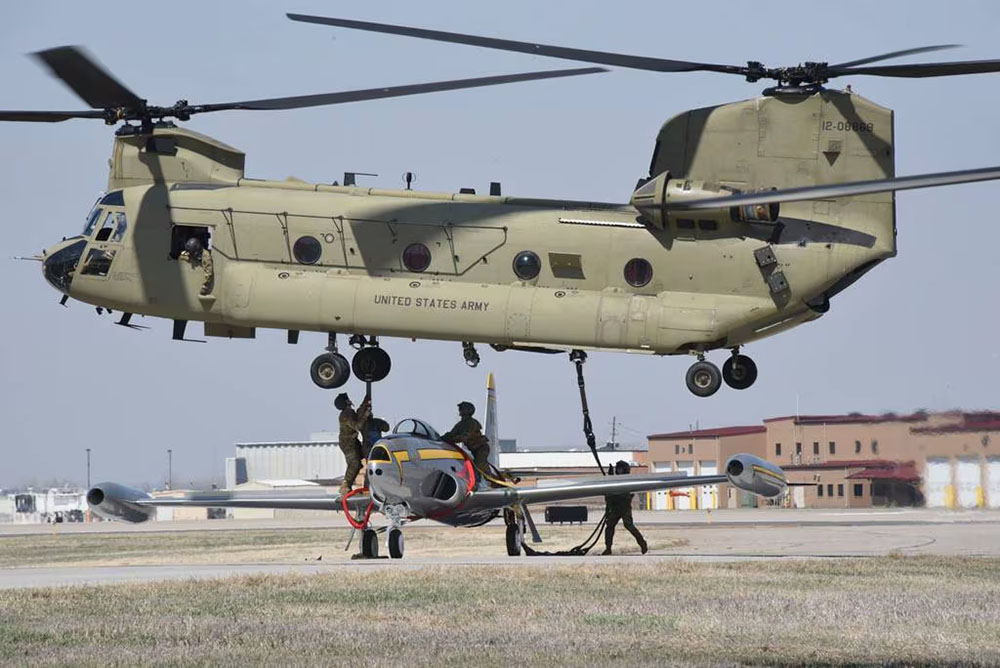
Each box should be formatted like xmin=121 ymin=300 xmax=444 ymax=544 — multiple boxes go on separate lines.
xmin=686 ymin=358 xmax=722 ymax=397
xmin=350 ymin=335 xmax=392 ymax=383
xmin=310 ymin=333 xmax=350 ymax=389
xmin=723 ymin=351 xmax=758 ymax=390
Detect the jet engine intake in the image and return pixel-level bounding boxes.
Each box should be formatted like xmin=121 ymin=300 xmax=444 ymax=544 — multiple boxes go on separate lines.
xmin=724 ymin=454 xmax=787 ymax=498
xmin=631 ymin=172 xmax=779 ymax=228
xmin=86 ymin=482 xmax=155 ymax=523
xmin=419 ymin=469 xmax=466 ymax=507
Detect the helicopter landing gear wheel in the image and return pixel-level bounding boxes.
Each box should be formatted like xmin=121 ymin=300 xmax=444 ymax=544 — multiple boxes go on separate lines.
xmin=309 ymin=352 xmax=350 ymax=389
xmin=361 ymin=529 xmax=379 ymax=558
xmin=352 ymin=346 xmax=391 ymax=383
xmin=686 ymin=360 xmax=722 ymax=397
xmin=387 ymin=528 xmax=404 ymax=559
xmin=505 ymin=524 xmax=522 ymax=557
xmin=723 ymin=354 xmax=758 ymax=390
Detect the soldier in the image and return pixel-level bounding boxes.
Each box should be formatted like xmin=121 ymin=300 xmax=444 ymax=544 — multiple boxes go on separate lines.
xmin=336 ymin=392 xmax=371 ymax=494
xmin=178 ymin=236 xmax=214 ymax=295
xmin=601 ymin=460 xmax=648 ymax=555
xmin=441 ymin=401 xmax=490 ymax=473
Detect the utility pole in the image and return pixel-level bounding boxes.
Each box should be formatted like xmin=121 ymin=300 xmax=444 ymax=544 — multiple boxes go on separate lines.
xmin=167 ymin=449 xmax=172 ymax=490
xmin=609 ymin=416 xmax=618 ymax=450
xmin=85 ymin=448 xmax=91 ymax=489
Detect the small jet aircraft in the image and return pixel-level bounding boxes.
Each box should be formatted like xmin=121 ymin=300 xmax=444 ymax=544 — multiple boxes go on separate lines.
xmin=87 ymin=421 xmax=785 ymax=559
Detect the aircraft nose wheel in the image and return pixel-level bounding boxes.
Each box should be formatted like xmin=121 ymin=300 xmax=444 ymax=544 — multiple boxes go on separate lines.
xmin=723 ymin=354 xmax=758 ymax=390
xmin=352 ymin=347 xmax=392 ymax=383
xmin=361 ymin=529 xmax=379 ymax=558
xmin=387 ymin=528 xmax=404 ymax=559
xmin=686 ymin=360 xmax=722 ymax=397
xmin=310 ymin=352 xmax=350 ymax=389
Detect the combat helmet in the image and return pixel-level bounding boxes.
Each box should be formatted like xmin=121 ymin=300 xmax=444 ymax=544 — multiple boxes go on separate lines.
xmin=457 ymin=401 xmax=475 ymax=417
xmin=334 ymin=392 xmax=351 ymax=410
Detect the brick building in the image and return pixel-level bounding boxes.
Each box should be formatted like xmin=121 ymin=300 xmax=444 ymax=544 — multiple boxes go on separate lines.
xmin=647 ymin=411 xmax=1000 ymax=509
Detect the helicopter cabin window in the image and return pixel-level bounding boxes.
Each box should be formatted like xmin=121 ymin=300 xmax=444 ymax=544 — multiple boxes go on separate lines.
xmin=512 ymin=250 xmax=541 ymax=280
xmin=293 ymin=236 xmax=322 ymax=265
xmin=82 ymin=207 xmax=103 ymax=237
xmin=623 ymin=258 xmax=653 ymax=288
xmin=170 ymin=225 xmax=211 ymax=260
xmin=94 ymin=211 xmax=127 ymax=242
xmin=402 ymin=243 xmax=431 ymax=272
xmin=80 ymin=248 xmax=116 ymax=277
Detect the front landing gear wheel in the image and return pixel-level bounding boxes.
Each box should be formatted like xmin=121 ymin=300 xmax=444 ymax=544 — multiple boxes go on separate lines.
xmin=352 ymin=347 xmax=391 ymax=383
xmin=310 ymin=352 xmax=350 ymax=389
xmin=723 ymin=355 xmax=758 ymax=390
xmin=388 ymin=528 xmax=404 ymax=559
xmin=505 ymin=524 xmax=522 ymax=556
xmin=361 ymin=529 xmax=379 ymax=558
xmin=686 ymin=361 xmax=722 ymax=397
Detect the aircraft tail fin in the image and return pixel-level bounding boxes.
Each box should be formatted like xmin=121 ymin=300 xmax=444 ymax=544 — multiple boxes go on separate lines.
xmin=485 ymin=372 xmax=499 ymax=471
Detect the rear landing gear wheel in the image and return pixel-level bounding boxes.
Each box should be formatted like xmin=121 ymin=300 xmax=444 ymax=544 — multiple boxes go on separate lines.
xmin=352 ymin=347 xmax=392 ymax=383
xmin=723 ymin=354 xmax=758 ymax=390
xmin=361 ymin=529 xmax=379 ymax=558
xmin=310 ymin=352 xmax=350 ymax=389
xmin=686 ymin=360 xmax=722 ymax=397
xmin=505 ymin=524 xmax=522 ymax=556
xmin=388 ymin=528 xmax=404 ymax=559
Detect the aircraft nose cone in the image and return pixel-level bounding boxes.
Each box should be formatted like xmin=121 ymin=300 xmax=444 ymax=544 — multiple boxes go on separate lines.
xmin=42 ymin=238 xmax=87 ymax=293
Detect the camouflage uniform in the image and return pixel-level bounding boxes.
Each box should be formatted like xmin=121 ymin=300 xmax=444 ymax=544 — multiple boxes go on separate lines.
xmin=339 ymin=403 xmax=371 ymax=492
xmin=603 ymin=492 xmax=647 ymax=554
xmin=179 ymin=247 xmax=214 ymax=295
xmin=442 ymin=416 xmax=490 ymax=472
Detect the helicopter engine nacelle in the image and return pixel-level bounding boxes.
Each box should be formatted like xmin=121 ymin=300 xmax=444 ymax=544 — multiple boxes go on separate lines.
xmin=630 ymin=171 xmax=779 ymax=229
xmin=86 ymin=483 xmax=155 ymax=523
xmin=724 ymin=454 xmax=787 ymax=498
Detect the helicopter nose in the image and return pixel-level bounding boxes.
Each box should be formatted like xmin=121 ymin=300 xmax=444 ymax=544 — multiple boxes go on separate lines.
xmin=42 ymin=238 xmax=87 ymax=293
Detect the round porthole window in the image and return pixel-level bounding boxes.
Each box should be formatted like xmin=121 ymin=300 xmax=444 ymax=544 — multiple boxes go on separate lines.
xmin=402 ymin=243 xmax=431 ymax=272
xmin=293 ymin=236 xmax=322 ymax=265
xmin=624 ymin=258 xmax=653 ymax=288
xmin=512 ymin=250 xmax=541 ymax=280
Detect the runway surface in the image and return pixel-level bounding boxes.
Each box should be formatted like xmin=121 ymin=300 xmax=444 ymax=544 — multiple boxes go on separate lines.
xmin=2 ymin=508 xmax=998 ymax=589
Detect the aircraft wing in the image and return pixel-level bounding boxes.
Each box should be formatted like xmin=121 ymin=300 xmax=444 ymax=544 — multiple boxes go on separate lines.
xmin=87 ymin=482 xmax=369 ymax=523
xmin=466 ymin=471 xmax=728 ymax=509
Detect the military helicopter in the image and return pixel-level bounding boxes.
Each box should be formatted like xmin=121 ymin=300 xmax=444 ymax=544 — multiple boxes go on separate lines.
xmin=6 ymin=21 xmax=1000 ymax=399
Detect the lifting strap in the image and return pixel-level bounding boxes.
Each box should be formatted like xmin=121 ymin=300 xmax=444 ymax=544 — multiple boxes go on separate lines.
xmin=570 ymin=350 xmax=606 ymax=476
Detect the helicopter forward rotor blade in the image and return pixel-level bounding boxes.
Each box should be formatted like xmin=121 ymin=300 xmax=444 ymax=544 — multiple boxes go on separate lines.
xmin=32 ymin=46 xmax=142 ymax=109
xmin=0 ymin=109 xmax=106 ymax=122
xmin=641 ymin=166 xmax=1000 ymax=211
xmin=830 ymin=59 xmax=1000 ymax=78
xmin=192 ymin=67 xmax=606 ymax=113
xmin=287 ymin=13 xmax=744 ymax=75
xmin=830 ymin=44 xmax=961 ymax=69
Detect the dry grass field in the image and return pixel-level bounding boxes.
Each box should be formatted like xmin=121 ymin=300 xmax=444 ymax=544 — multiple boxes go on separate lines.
xmin=1 ymin=556 xmax=999 ymax=665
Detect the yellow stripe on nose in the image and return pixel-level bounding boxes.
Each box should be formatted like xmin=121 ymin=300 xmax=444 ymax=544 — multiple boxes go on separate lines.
xmin=417 ymin=448 xmax=465 ymax=461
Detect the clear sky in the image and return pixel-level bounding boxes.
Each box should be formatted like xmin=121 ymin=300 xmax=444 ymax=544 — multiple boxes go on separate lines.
xmin=1 ymin=1 xmax=998 ymax=489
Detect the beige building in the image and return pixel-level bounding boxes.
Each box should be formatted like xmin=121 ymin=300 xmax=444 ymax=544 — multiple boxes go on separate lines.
xmin=647 ymin=411 xmax=1000 ymax=509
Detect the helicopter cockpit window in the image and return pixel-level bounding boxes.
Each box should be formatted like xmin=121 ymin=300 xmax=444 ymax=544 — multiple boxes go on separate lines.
xmin=100 ymin=191 xmax=125 ymax=207
xmin=82 ymin=207 xmax=103 ymax=237
xmin=393 ymin=419 xmax=442 ymax=441
xmin=95 ymin=211 xmax=127 ymax=242
xmin=80 ymin=248 xmax=116 ymax=276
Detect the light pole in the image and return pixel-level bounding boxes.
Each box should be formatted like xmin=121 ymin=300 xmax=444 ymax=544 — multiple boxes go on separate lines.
xmin=85 ymin=448 xmax=91 ymax=489
xmin=167 ymin=449 xmax=172 ymax=490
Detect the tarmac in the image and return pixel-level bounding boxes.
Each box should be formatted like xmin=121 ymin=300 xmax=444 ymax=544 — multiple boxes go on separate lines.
xmin=1 ymin=507 xmax=998 ymax=589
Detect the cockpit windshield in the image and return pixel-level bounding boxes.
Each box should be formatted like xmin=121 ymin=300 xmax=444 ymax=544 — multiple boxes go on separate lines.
xmin=82 ymin=206 xmax=102 ymax=237
xmin=392 ymin=419 xmax=442 ymax=440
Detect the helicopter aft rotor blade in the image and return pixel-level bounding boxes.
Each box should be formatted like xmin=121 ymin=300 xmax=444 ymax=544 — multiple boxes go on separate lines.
xmin=828 ymin=59 xmax=1000 ymax=78
xmin=286 ymin=13 xmax=743 ymax=75
xmin=830 ymin=45 xmax=960 ymax=69
xmin=636 ymin=166 xmax=1000 ymax=212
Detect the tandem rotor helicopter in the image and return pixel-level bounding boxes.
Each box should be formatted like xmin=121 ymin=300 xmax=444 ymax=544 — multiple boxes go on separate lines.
xmin=7 ymin=13 xmax=1000 ymax=398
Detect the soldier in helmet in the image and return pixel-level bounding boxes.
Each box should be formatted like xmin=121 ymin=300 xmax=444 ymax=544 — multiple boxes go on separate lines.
xmin=601 ymin=460 xmax=648 ymax=555
xmin=178 ymin=236 xmax=214 ymax=295
xmin=335 ymin=392 xmax=371 ymax=494
xmin=441 ymin=401 xmax=490 ymax=473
